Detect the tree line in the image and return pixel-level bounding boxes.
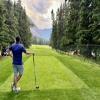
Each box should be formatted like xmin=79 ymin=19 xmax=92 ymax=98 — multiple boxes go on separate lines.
xmin=0 ymin=0 xmax=32 ymax=50
xmin=51 ymin=0 xmax=100 ymax=57
xmin=32 ymin=37 xmax=49 ymax=45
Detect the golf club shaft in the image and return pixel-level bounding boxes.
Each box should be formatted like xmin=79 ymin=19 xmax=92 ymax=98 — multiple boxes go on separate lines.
xmin=33 ymin=54 xmax=37 ymax=86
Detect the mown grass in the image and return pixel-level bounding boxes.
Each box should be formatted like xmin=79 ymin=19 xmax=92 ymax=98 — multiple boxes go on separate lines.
xmin=0 ymin=55 xmax=30 ymax=86
xmin=56 ymin=55 xmax=100 ymax=91
xmin=0 ymin=45 xmax=100 ymax=100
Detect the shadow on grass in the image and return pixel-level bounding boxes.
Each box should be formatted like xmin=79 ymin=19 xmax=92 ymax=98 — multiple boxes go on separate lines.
xmin=0 ymin=88 xmax=99 ymax=100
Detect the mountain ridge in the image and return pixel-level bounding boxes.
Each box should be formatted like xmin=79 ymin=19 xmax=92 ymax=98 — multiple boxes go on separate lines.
xmin=30 ymin=27 xmax=52 ymax=41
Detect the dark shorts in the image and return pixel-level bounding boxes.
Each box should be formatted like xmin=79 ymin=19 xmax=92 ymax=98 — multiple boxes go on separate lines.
xmin=13 ymin=64 xmax=24 ymax=76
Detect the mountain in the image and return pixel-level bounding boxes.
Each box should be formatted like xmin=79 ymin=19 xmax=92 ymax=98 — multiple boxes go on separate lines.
xmin=30 ymin=27 xmax=52 ymax=41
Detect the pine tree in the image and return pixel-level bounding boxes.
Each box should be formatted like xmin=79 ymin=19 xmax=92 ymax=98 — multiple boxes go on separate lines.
xmin=0 ymin=0 xmax=32 ymax=50
xmin=77 ymin=0 xmax=93 ymax=44
xmin=57 ymin=5 xmax=65 ymax=49
xmin=15 ymin=0 xmax=32 ymax=47
xmin=50 ymin=10 xmax=58 ymax=49
xmin=77 ymin=0 xmax=94 ymax=56
xmin=18 ymin=9 xmax=32 ymax=47
xmin=0 ymin=2 xmax=9 ymax=49
xmin=4 ymin=0 xmax=18 ymax=43
xmin=67 ymin=0 xmax=80 ymax=44
xmin=90 ymin=0 xmax=100 ymax=44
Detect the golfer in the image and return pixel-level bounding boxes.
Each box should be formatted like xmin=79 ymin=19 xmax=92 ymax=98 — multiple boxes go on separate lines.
xmin=7 ymin=36 xmax=33 ymax=92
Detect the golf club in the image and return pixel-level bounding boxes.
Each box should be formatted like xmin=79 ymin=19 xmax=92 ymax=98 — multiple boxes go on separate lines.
xmin=33 ymin=54 xmax=39 ymax=90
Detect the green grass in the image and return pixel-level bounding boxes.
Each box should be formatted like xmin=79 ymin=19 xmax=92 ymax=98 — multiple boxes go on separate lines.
xmin=0 ymin=45 xmax=100 ymax=100
xmin=0 ymin=55 xmax=29 ymax=86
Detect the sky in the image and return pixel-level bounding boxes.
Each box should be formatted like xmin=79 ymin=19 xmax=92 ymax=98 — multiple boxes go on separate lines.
xmin=13 ymin=0 xmax=64 ymax=29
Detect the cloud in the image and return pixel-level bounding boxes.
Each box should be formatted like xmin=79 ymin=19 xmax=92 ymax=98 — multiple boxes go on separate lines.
xmin=13 ymin=0 xmax=64 ymax=29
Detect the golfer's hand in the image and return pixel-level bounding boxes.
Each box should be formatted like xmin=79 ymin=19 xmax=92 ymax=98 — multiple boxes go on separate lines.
xmin=26 ymin=52 xmax=34 ymax=56
xmin=29 ymin=52 xmax=34 ymax=56
xmin=9 ymin=54 xmax=13 ymax=58
xmin=7 ymin=52 xmax=12 ymax=58
xmin=33 ymin=53 xmax=35 ymax=56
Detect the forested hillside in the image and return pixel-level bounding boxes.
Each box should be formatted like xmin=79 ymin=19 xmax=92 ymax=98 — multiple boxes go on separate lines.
xmin=0 ymin=0 xmax=32 ymax=49
xmin=51 ymin=0 xmax=100 ymax=57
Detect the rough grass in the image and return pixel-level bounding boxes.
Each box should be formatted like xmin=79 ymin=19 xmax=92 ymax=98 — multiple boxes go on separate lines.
xmin=0 ymin=45 xmax=100 ymax=100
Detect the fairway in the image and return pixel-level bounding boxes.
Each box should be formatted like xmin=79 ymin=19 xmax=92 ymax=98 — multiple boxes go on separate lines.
xmin=0 ymin=45 xmax=100 ymax=100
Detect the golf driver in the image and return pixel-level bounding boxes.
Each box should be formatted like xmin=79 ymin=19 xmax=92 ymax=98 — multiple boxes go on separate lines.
xmin=33 ymin=54 xmax=39 ymax=90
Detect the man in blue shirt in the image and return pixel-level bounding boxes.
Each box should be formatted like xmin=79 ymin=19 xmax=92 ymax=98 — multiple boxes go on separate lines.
xmin=8 ymin=36 xmax=33 ymax=92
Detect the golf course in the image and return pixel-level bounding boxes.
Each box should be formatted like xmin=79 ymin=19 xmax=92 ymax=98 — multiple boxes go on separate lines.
xmin=0 ymin=45 xmax=100 ymax=100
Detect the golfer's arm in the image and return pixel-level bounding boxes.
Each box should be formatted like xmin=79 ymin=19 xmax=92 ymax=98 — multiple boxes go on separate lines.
xmin=25 ymin=51 xmax=34 ymax=55
xmin=7 ymin=49 xmax=12 ymax=57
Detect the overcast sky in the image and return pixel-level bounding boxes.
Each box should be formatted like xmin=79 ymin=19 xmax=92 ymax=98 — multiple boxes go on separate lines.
xmin=13 ymin=0 xmax=64 ymax=29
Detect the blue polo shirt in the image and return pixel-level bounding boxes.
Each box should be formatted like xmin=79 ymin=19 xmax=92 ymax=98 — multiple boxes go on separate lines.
xmin=9 ymin=43 xmax=26 ymax=65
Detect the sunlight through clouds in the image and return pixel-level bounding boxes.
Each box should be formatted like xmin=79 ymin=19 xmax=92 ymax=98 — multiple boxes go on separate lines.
xmin=12 ymin=0 xmax=64 ymax=29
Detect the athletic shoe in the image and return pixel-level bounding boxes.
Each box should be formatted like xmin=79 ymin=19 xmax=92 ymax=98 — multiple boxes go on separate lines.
xmin=11 ymin=83 xmax=13 ymax=91
xmin=12 ymin=85 xmax=16 ymax=92
xmin=11 ymin=83 xmax=16 ymax=92
xmin=14 ymin=87 xmax=21 ymax=93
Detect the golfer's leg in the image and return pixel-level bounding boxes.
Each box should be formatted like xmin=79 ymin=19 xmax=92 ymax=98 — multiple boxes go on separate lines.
xmin=17 ymin=74 xmax=22 ymax=82
xmin=13 ymin=65 xmax=18 ymax=88
xmin=13 ymin=75 xmax=17 ymax=87
xmin=16 ymin=65 xmax=24 ymax=83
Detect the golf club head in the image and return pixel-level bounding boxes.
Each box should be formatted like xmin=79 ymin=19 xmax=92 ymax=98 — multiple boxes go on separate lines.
xmin=36 ymin=85 xmax=39 ymax=90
